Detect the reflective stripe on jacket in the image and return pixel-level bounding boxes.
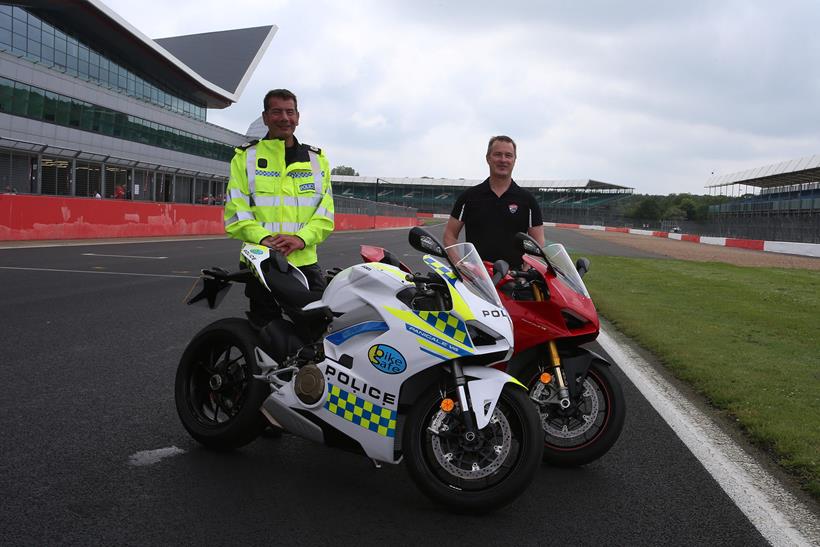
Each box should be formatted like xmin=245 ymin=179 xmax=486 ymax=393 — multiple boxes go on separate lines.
xmin=224 ymin=139 xmax=335 ymax=266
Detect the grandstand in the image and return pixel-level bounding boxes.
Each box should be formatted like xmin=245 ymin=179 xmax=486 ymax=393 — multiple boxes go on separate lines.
xmin=705 ymin=154 xmax=820 ymax=243
xmin=330 ymin=175 xmax=632 ymax=219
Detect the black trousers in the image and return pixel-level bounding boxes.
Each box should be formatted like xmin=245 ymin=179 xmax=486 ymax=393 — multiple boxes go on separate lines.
xmin=245 ymin=262 xmax=326 ymax=324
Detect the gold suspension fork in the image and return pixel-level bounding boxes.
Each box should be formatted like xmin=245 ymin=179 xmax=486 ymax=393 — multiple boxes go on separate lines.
xmin=532 ymin=278 xmax=571 ymax=409
xmin=549 ymin=340 xmax=571 ymax=409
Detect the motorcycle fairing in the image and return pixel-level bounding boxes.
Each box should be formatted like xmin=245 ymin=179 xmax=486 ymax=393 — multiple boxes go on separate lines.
xmin=268 ymin=258 xmax=516 ymax=463
xmin=463 ymin=366 xmax=527 ymax=429
xmin=422 ymin=256 xmax=458 ymax=285
xmin=239 ymin=243 xmax=309 ymax=291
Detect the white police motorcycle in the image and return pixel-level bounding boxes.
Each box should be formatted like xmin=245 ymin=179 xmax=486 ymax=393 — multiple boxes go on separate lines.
xmin=175 ymin=227 xmax=542 ymax=511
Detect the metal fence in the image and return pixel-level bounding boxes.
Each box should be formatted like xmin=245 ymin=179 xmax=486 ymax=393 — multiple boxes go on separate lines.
xmin=541 ymin=208 xmax=820 ymax=244
xmin=334 ymin=195 xmax=418 ymax=218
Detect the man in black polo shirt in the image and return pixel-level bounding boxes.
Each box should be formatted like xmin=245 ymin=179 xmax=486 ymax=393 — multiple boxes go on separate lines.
xmin=444 ymin=135 xmax=545 ymax=267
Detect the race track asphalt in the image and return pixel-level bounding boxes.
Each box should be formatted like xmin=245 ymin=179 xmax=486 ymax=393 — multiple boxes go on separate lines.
xmin=0 ymin=226 xmax=768 ymax=546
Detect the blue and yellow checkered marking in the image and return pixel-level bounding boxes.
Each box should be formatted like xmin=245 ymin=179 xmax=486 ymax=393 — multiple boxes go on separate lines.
xmin=414 ymin=311 xmax=473 ymax=348
xmin=325 ymin=384 xmax=397 ymax=437
xmin=255 ymin=169 xmax=281 ymax=177
xmin=423 ymin=256 xmax=457 ymax=285
xmin=287 ymin=171 xmax=325 ymax=179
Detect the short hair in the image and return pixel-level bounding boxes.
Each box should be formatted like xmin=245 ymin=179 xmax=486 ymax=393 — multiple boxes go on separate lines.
xmin=263 ymin=89 xmax=298 ymax=112
xmin=487 ymin=135 xmax=517 ymax=156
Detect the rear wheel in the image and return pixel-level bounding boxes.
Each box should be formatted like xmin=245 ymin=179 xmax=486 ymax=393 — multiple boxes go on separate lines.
xmin=404 ymin=384 xmax=542 ymax=512
xmin=527 ymin=359 xmax=625 ymax=466
xmin=175 ymin=318 xmax=270 ymax=450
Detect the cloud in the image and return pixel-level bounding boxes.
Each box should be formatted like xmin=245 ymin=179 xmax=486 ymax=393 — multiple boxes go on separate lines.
xmin=103 ymin=0 xmax=820 ymax=195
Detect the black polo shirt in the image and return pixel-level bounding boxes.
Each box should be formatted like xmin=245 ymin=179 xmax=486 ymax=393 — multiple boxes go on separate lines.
xmin=450 ymin=178 xmax=543 ymax=268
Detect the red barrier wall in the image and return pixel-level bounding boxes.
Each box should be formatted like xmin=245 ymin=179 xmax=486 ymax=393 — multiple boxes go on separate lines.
xmin=0 ymin=194 xmax=418 ymax=241
xmin=605 ymin=227 xmax=630 ymax=233
xmin=726 ymin=238 xmax=765 ymax=251
xmin=681 ymin=234 xmax=701 ymax=243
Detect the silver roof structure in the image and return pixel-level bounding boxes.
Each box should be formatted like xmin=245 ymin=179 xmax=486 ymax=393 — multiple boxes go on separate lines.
xmin=706 ymin=153 xmax=820 ymax=189
xmin=16 ymin=0 xmax=276 ymax=108
xmin=331 ymin=175 xmax=630 ymax=191
xmin=156 ymin=26 xmax=275 ymax=99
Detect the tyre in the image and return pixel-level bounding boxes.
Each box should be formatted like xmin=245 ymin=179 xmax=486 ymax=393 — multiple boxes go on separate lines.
xmin=403 ymin=384 xmax=542 ymax=512
xmin=527 ymin=359 xmax=625 ymax=466
xmin=175 ymin=318 xmax=270 ymax=450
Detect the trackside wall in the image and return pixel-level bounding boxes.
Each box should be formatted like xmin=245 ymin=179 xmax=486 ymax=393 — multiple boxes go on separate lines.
xmin=0 ymin=195 xmax=419 ymax=241
xmin=546 ymin=222 xmax=820 ymax=258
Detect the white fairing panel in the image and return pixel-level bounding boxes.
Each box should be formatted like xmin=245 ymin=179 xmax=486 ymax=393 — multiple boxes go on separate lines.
xmin=463 ymin=366 xmax=518 ymax=429
xmin=275 ymin=259 xmax=516 ymax=463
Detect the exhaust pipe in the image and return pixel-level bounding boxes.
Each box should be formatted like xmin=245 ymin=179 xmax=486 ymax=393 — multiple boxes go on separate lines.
xmin=261 ymin=394 xmax=325 ymax=444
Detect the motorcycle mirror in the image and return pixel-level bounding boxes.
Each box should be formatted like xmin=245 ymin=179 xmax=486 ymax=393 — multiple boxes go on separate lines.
xmin=408 ymin=227 xmax=446 ymax=258
xmin=492 ymin=259 xmax=509 ymax=285
xmin=515 ymin=232 xmax=545 ymax=258
xmin=576 ymin=257 xmax=590 ymax=278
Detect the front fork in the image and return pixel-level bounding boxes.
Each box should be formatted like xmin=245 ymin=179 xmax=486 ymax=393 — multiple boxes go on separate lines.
xmin=450 ymin=360 xmax=480 ymax=442
xmin=531 ymin=283 xmax=571 ymax=410
xmin=547 ymin=341 xmax=572 ymax=409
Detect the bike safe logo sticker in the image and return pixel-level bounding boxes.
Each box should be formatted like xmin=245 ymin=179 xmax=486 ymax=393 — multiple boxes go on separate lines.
xmin=368 ymin=344 xmax=407 ymax=374
xmin=249 ymin=248 xmax=264 ymax=255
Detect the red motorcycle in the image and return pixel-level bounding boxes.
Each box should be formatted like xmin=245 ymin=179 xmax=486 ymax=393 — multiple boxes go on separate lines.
xmin=360 ymin=233 xmax=625 ymax=466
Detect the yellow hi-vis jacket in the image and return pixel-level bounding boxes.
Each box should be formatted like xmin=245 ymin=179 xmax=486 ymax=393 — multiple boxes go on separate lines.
xmin=224 ymin=138 xmax=335 ymax=267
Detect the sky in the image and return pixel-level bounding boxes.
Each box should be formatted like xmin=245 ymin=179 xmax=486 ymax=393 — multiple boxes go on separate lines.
xmin=103 ymin=0 xmax=820 ymax=196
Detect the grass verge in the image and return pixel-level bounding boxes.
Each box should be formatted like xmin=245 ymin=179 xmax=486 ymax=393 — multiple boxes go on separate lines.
xmin=582 ymin=256 xmax=820 ymax=499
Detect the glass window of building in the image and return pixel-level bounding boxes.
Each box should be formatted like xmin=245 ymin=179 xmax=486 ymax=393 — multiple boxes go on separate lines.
xmin=0 ymin=8 xmax=208 ymax=121
xmin=174 ymin=175 xmax=193 ymax=204
xmin=40 ymin=156 xmax=71 ymax=196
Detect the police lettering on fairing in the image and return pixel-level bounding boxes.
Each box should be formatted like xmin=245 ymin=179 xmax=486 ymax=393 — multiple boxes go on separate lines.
xmin=325 ymin=364 xmax=397 ymax=406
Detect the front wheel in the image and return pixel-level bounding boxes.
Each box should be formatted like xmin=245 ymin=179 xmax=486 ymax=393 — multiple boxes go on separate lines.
xmin=175 ymin=318 xmax=270 ymax=450
xmin=527 ymin=359 xmax=625 ymax=466
xmin=403 ymin=384 xmax=542 ymax=512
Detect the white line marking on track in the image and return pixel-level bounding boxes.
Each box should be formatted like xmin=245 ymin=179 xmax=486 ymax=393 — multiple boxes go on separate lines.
xmin=598 ymin=326 xmax=819 ymax=546
xmin=128 ymin=446 xmax=186 ymax=466
xmin=0 ymin=266 xmax=197 ymax=278
xmin=82 ymin=253 xmax=167 ymax=259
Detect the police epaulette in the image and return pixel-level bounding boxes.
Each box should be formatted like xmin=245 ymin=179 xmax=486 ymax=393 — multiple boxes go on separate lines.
xmin=305 ymin=144 xmax=322 ymax=154
xmin=236 ymin=139 xmax=259 ymax=151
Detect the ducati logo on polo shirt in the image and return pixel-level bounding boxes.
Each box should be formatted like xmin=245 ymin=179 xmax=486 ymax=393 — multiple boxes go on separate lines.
xmin=508 ymin=203 xmax=518 ymax=213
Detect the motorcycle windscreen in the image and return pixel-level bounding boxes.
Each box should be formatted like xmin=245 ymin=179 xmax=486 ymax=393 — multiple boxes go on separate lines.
xmin=543 ymin=244 xmax=590 ymax=297
xmin=445 ymin=242 xmax=503 ymax=307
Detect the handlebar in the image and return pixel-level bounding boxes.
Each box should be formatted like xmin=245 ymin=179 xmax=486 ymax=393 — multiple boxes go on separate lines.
xmin=507 ymin=269 xmax=542 ymax=282
xmin=405 ymin=273 xmax=446 ymax=285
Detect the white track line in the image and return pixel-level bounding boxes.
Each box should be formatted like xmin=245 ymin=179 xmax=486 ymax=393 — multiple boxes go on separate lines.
xmin=598 ymin=326 xmax=819 ymax=546
xmin=0 ymin=266 xmax=197 ymax=278
xmin=81 ymin=253 xmax=167 ymax=259
xmin=128 ymin=446 xmax=186 ymax=466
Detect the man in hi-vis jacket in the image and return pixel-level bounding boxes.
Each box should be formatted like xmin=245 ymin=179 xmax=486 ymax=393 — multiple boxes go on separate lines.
xmin=224 ymin=88 xmax=334 ymax=325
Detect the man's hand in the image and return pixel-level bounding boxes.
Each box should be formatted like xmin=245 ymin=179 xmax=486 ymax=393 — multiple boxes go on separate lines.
xmin=261 ymin=234 xmax=305 ymax=256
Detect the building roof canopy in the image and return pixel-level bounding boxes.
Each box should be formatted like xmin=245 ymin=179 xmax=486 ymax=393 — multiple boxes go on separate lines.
xmin=155 ymin=26 xmax=274 ymax=97
xmin=706 ymin=154 xmax=820 ymax=189
xmin=17 ymin=0 xmax=275 ymax=108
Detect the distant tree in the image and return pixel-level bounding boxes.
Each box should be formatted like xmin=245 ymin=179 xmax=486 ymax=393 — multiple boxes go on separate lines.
xmin=331 ymin=165 xmax=359 ymax=176
xmin=676 ymin=197 xmax=697 ymax=220
xmin=663 ymin=206 xmax=687 ymax=220
xmin=630 ymin=197 xmax=662 ymax=220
